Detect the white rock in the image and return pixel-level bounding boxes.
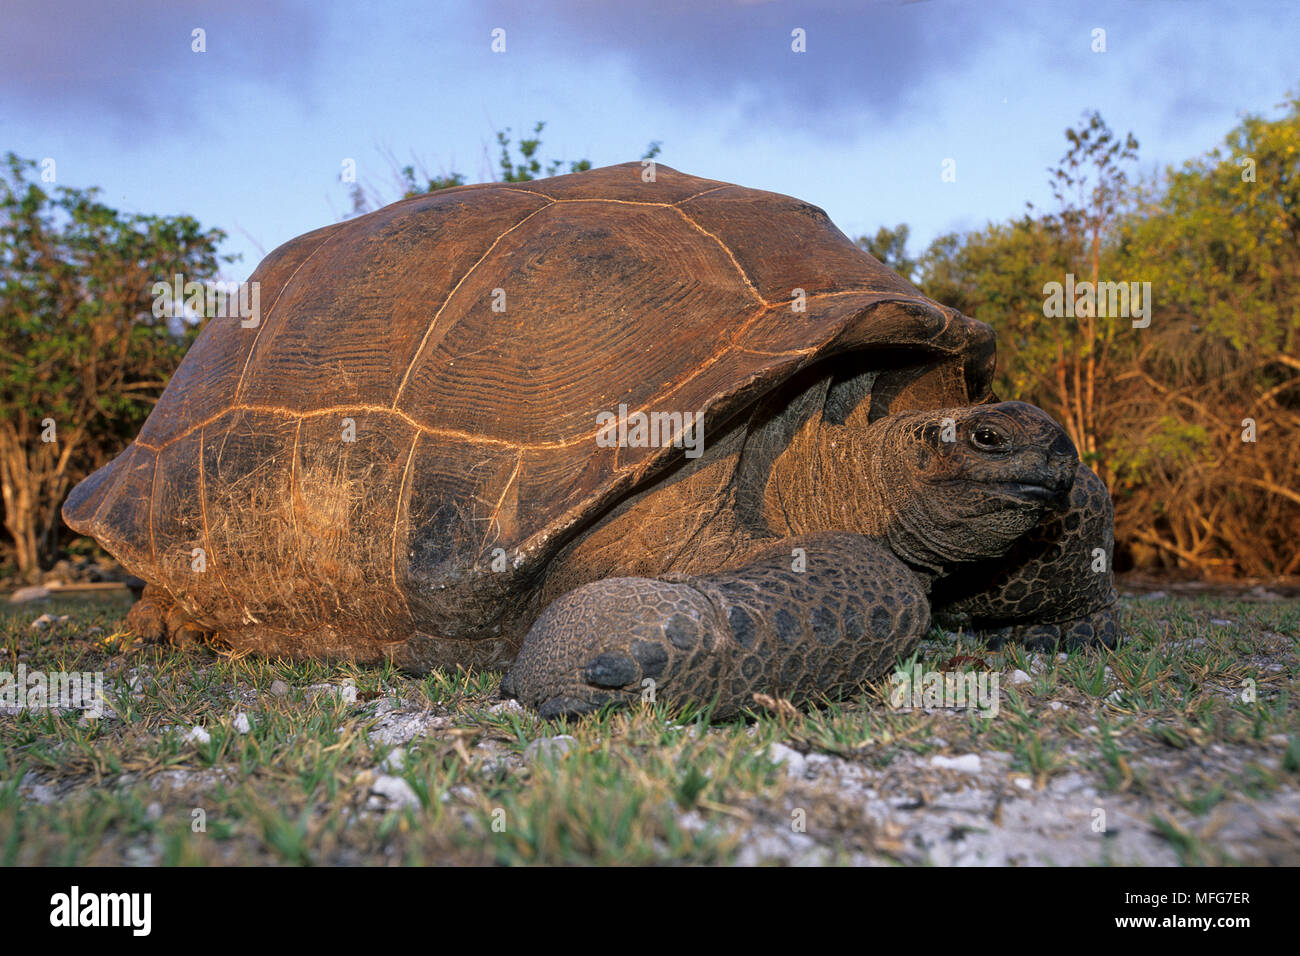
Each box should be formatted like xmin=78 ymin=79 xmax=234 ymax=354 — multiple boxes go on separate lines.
xmin=802 ymin=752 xmax=839 ymax=773
xmin=145 ymin=802 xmax=163 ymax=821
xmin=25 ymin=782 xmax=58 ymax=805
xmin=232 ymin=713 xmax=251 ymax=734
xmin=1007 ymin=669 xmax=1032 ymax=686
xmin=380 ymin=747 xmax=406 ymax=772
xmin=124 ymin=845 xmax=158 ymax=867
xmin=930 ymin=753 xmax=982 ymax=773
xmin=1056 ymin=653 xmax=1069 ymax=663
xmin=367 ymin=774 xmax=420 ymax=811
xmin=8 ymin=585 xmax=50 ymax=604
xmin=1210 ymin=619 xmax=1234 ymax=626
xmin=183 ymin=726 xmax=210 ymax=744
xmin=367 ymin=712 xmax=453 ymax=746
xmin=308 ymin=681 xmax=358 ymax=703
xmin=488 ymin=699 xmax=524 ymax=716
xmin=734 ymin=829 xmax=827 ymax=867
xmin=1049 ymin=772 xmax=1095 ymax=797
xmin=1013 ymin=776 xmax=1033 ymax=790
xmin=269 ymin=679 xmax=289 ymax=697
xmin=767 ymin=743 xmax=808 ymax=778
xmin=525 ymin=735 xmax=577 ymax=763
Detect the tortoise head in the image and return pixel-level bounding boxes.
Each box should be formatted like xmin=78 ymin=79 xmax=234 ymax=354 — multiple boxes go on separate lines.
xmin=862 ymin=401 xmax=1078 ymax=573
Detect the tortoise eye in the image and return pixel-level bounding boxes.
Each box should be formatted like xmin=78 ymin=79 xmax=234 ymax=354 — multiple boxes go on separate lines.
xmin=970 ymin=425 xmax=1010 ymax=451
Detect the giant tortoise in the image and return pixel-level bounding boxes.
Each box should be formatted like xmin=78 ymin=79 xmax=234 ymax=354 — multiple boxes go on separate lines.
xmin=64 ymin=162 xmax=1119 ymax=718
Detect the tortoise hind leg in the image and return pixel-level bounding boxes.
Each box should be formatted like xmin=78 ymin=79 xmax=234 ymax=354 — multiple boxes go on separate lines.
xmin=126 ymin=585 xmax=210 ymax=649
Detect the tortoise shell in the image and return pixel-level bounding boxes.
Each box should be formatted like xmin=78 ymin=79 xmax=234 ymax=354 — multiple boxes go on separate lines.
xmin=63 ymin=163 xmax=995 ymax=663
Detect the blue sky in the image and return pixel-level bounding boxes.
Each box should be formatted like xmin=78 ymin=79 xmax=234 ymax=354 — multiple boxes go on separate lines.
xmin=4 ymin=0 xmax=1297 ymax=280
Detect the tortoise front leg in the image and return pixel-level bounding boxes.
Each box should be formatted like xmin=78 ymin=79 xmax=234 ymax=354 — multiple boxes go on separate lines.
xmin=930 ymin=462 xmax=1121 ymax=651
xmin=501 ymin=532 xmax=929 ymax=719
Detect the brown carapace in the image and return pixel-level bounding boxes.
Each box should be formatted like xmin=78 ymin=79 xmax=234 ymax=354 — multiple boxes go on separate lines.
xmin=64 ymin=163 xmax=1118 ymax=718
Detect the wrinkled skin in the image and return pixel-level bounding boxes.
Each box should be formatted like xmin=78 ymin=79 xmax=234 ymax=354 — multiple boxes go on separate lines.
xmin=504 ymin=401 xmax=1120 ymax=718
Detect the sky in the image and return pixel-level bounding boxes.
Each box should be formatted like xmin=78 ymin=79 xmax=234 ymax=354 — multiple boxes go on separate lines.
xmin=3 ymin=0 xmax=1297 ymax=280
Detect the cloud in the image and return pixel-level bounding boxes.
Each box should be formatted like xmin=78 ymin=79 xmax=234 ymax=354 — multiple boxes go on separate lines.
xmin=470 ymin=0 xmax=1020 ymax=127
xmin=0 ymin=0 xmax=322 ymax=133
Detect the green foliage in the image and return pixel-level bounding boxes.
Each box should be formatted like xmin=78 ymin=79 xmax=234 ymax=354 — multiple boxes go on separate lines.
xmin=496 ymin=121 xmax=591 ymax=182
xmin=1049 ymin=108 xmax=1140 ymax=260
xmin=1104 ymin=95 xmax=1300 ymax=573
xmin=1 ymin=155 xmax=228 ymax=424
xmin=397 ymin=166 xmax=466 ymax=198
xmin=1107 ymin=417 xmax=1212 ymax=486
xmin=856 ymin=223 xmax=918 ymax=284
xmin=913 ymin=216 xmax=1073 ymax=403
xmin=1121 ymin=93 xmax=1300 ymax=356
xmin=0 ymin=153 xmax=230 ymax=576
xmin=864 ymin=98 xmax=1300 ymax=573
xmin=348 ymin=121 xmax=663 ymax=214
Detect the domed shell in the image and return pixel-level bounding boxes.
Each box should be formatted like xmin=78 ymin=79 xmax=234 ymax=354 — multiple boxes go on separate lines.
xmin=64 ymin=163 xmax=995 ymax=645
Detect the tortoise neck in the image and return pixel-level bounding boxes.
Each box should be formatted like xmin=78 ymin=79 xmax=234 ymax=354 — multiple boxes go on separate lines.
xmin=760 ymin=408 xmax=893 ymax=539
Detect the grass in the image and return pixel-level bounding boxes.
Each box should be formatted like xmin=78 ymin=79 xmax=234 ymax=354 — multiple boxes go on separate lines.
xmin=0 ymin=592 xmax=1296 ymax=865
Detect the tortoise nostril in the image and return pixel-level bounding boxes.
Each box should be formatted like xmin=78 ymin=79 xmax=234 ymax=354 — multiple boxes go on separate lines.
xmin=1049 ymin=460 xmax=1078 ymax=498
xmin=1049 ymin=431 xmax=1078 ymax=460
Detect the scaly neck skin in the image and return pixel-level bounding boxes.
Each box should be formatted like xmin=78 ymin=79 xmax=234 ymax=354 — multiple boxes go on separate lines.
xmin=858 ymin=421 xmax=952 ymax=582
xmin=761 ymin=409 xmax=991 ymax=585
xmin=760 ymin=413 xmax=948 ymax=586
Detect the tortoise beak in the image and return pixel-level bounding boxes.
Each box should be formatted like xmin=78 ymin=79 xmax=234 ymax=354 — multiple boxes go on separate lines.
xmin=987 ymin=428 xmax=1078 ymax=507
xmin=1004 ymin=481 xmax=1061 ymax=503
xmin=1045 ymin=433 xmax=1079 ymax=501
xmin=1017 ymin=449 xmax=1077 ymax=505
